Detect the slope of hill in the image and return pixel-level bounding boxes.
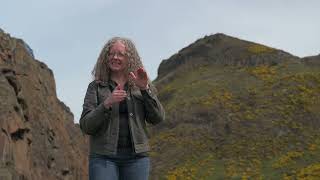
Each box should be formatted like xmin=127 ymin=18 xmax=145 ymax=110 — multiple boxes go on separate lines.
xmin=149 ymin=34 xmax=320 ymax=179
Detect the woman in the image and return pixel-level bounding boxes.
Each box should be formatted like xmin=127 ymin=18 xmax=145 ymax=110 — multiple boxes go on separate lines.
xmin=79 ymin=37 xmax=165 ymax=180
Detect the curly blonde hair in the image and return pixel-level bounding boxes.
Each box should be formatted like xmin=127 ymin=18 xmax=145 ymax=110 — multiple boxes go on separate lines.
xmin=92 ymin=37 xmax=153 ymax=91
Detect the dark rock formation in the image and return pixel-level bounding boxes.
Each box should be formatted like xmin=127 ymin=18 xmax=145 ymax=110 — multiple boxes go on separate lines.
xmin=155 ymin=33 xmax=300 ymax=85
xmin=302 ymin=54 xmax=320 ymax=65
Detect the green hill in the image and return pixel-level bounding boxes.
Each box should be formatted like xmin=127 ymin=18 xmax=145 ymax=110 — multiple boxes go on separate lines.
xmin=149 ymin=34 xmax=320 ymax=180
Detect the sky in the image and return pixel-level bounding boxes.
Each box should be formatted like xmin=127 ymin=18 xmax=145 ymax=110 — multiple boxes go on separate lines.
xmin=1 ymin=0 xmax=319 ymax=123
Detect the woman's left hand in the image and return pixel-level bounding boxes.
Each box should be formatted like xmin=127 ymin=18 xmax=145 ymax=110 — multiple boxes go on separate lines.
xmin=129 ymin=67 xmax=149 ymax=90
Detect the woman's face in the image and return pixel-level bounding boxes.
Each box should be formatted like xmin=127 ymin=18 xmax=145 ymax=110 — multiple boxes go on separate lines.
xmin=107 ymin=41 xmax=128 ymax=73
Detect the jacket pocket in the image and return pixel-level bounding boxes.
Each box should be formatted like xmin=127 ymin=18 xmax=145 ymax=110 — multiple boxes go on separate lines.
xmin=91 ymin=119 xmax=110 ymax=137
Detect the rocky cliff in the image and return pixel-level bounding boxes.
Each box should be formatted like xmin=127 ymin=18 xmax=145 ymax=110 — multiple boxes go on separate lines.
xmin=0 ymin=30 xmax=88 ymax=179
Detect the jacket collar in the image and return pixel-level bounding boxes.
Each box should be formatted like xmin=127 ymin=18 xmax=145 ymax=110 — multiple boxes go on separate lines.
xmin=96 ymin=80 xmax=109 ymax=87
xmin=98 ymin=79 xmax=129 ymax=91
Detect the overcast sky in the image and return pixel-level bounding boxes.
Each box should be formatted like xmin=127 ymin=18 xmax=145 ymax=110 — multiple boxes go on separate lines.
xmin=1 ymin=0 xmax=319 ymax=123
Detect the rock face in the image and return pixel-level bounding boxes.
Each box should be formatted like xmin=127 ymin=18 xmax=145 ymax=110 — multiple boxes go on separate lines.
xmin=0 ymin=30 xmax=88 ymax=179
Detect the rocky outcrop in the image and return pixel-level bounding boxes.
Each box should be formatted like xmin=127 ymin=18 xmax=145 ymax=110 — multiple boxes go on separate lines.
xmin=155 ymin=33 xmax=300 ymax=84
xmin=0 ymin=30 xmax=88 ymax=179
xmin=302 ymin=54 xmax=320 ymax=65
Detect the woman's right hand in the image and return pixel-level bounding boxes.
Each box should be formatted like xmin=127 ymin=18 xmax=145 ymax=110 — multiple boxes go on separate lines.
xmin=103 ymin=84 xmax=127 ymax=109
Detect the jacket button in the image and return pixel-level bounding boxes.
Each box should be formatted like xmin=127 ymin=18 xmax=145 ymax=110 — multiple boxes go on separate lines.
xmin=129 ymin=113 xmax=134 ymax=117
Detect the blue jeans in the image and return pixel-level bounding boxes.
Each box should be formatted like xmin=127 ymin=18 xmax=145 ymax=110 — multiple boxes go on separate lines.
xmin=89 ymin=153 xmax=150 ymax=180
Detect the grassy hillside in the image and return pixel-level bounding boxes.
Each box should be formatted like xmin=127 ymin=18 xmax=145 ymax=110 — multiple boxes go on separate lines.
xmin=149 ymin=60 xmax=320 ymax=179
